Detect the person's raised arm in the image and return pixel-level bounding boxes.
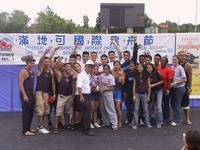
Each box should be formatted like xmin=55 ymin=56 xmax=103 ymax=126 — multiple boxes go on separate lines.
xmin=111 ymin=39 xmax=122 ymax=62
xmin=131 ymin=36 xmax=138 ymax=64
xmin=72 ymin=42 xmax=80 ymax=55
xmin=38 ymin=48 xmax=49 ymax=74
xmin=49 ymin=47 xmax=59 ymax=60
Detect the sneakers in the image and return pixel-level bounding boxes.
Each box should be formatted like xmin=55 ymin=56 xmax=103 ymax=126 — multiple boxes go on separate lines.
xmin=170 ymin=122 xmax=181 ymax=126
xmin=90 ymin=123 xmax=95 ymax=129
xmin=24 ymin=131 xmax=36 ymax=136
xmin=93 ymin=122 xmax=101 ymax=128
xmin=38 ymin=127 xmax=50 ymax=134
xmin=147 ymin=124 xmax=152 ymax=128
xmin=131 ymin=125 xmax=137 ymax=130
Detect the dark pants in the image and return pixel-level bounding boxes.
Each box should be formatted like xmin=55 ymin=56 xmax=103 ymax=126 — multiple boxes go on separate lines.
xmin=162 ymin=92 xmax=170 ymax=123
xmin=20 ymin=91 xmax=35 ymax=134
xmin=125 ymin=94 xmax=134 ymax=124
xmin=80 ymin=94 xmax=91 ymax=132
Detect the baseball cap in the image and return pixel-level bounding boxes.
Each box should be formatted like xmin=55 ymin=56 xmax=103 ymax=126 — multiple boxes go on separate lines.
xmin=21 ymin=55 xmax=36 ymax=63
xmin=85 ymin=60 xmax=94 ymax=66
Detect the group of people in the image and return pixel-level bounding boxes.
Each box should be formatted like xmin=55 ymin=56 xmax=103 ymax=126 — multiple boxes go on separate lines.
xmin=19 ymin=38 xmax=193 ymax=136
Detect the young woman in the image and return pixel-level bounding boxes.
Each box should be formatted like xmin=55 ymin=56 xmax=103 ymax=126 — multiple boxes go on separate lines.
xmin=132 ymin=63 xmax=152 ymax=129
xmin=90 ymin=64 xmax=101 ymax=128
xmin=170 ymin=55 xmax=186 ymax=126
xmin=112 ymin=60 xmax=125 ymax=127
xmin=99 ymin=64 xmax=118 ymax=131
xmin=123 ymin=62 xmax=136 ymax=125
xmin=146 ymin=63 xmax=163 ymax=128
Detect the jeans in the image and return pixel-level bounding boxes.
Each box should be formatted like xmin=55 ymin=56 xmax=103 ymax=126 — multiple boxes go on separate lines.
xmin=125 ymin=94 xmax=134 ymax=124
xmin=170 ymin=87 xmax=186 ymax=123
xmin=132 ymin=93 xmax=151 ymax=126
xmin=162 ymin=92 xmax=170 ymax=123
xmin=149 ymin=89 xmax=163 ymax=124
xmin=20 ymin=91 xmax=35 ymax=134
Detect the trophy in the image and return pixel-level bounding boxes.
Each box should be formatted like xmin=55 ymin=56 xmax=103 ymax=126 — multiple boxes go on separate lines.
xmin=95 ymin=76 xmax=101 ymax=92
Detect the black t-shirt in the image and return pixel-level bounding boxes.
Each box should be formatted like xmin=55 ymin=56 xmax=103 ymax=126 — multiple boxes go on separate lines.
xmin=149 ymin=71 xmax=163 ymax=91
xmin=123 ymin=70 xmax=134 ymax=95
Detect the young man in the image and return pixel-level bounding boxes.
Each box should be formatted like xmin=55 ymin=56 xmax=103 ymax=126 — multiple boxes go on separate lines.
xmin=35 ymin=49 xmax=56 ymax=134
xmin=108 ymin=39 xmax=122 ymax=70
xmin=77 ymin=60 xmax=95 ymax=136
xmin=53 ymin=63 xmax=75 ymax=134
xmin=80 ymin=51 xmax=90 ymax=70
xmin=178 ymin=51 xmax=192 ymax=125
xmin=99 ymin=54 xmax=109 ymax=72
xmin=154 ymin=54 xmax=161 ymax=68
xmin=121 ymin=37 xmax=138 ymax=72
xmin=138 ymin=55 xmax=145 ymax=65
xmin=73 ymin=63 xmax=82 ymax=128
xmin=69 ymin=54 xmax=77 ymax=66
xmin=145 ymin=55 xmax=152 ymax=65
xmin=90 ymin=51 xmax=100 ymax=65
xmin=19 ymin=55 xmax=36 ymax=136
xmin=157 ymin=57 xmax=173 ymax=124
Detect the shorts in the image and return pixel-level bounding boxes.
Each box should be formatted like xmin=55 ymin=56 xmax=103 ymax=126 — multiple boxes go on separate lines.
xmin=90 ymin=92 xmax=100 ymax=101
xmin=35 ymin=91 xmax=50 ymax=116
xmin=56 ymin=94 xmax=73 ymax=117
xmin=73 ymin=95 xmax=81 ymax=112
xmin=113 ymin=90 xmax=122 ymax=102
xmin=181 ymin=88 xmax=190 ymax=109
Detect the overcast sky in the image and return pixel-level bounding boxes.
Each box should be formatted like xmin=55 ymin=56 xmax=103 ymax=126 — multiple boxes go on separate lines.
xmin=0 ymin=0 xmax=199 ymax=26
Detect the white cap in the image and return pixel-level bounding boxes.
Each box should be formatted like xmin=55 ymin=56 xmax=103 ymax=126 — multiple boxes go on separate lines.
xmin=85 ymin=60 xmax=94 ymax=66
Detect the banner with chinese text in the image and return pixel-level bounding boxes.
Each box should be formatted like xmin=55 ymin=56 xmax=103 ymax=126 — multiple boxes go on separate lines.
xmin=0 ymin=33 xmax=175 ymax=65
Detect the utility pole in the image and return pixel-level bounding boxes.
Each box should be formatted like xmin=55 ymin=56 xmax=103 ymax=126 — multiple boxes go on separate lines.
xmin=195 ymin=0 xmax=198 ymax=32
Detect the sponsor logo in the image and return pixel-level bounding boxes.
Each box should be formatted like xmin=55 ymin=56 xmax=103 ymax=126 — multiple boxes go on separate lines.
xmin=0 ymin=36 xmax=13 ymax=51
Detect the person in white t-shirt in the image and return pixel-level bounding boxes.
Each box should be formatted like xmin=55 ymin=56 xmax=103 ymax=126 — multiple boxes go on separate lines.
xmin=77 ymin=60 xmax=95 ymax=136
xmin=99 ymin=64 xmax=118 ymax=131
xmin=80 ymin=51 xmax=90 ymax=71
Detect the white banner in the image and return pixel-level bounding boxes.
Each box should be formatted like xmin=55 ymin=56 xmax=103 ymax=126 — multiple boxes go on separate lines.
xmin=176 ymin=33 xmax=200 ymax=96
xmin=0 ymin=33 xmax=175 ymax=65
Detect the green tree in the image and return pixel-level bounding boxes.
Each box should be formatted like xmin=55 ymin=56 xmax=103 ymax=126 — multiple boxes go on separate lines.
xmin=180 ymin=23 xmax=195 ymax=32
xmin=83 ymin=15 xmax=89 ymax=29
xmin=0 ymin=10 xmax=30 ymax=33
xmin=165 ymin=21 xmax=180 ymax=33
xmin=95 ymin=12 xmax=101 ymax=33
xmin=144 ymin=14 xmax=153 ymax=27
xmin=0 ymin=12 xmax=9 ymax=32
xmin=34 ymin=6 xmax=76 ymax=33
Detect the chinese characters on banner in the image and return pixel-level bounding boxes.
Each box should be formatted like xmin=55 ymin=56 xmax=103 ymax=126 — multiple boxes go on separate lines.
xmin=0 ymin=33 xmax=176 ymax=65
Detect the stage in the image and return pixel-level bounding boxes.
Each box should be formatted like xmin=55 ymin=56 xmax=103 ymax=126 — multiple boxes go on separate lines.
xmin=0 ymin=108 xmax=200 ymax=150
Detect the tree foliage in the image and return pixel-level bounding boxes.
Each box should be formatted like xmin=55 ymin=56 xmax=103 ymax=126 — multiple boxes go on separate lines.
xmin=0 ymin=7 xmax=199 ymax=33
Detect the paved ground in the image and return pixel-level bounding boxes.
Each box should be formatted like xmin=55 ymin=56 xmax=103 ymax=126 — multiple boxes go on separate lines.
xmin=0 ymin=108 xmax=200 ymax=150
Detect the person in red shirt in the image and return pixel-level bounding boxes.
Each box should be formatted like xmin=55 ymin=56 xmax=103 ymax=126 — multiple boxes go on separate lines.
xmin=157 ymin=57 xmax=173 ymax=124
